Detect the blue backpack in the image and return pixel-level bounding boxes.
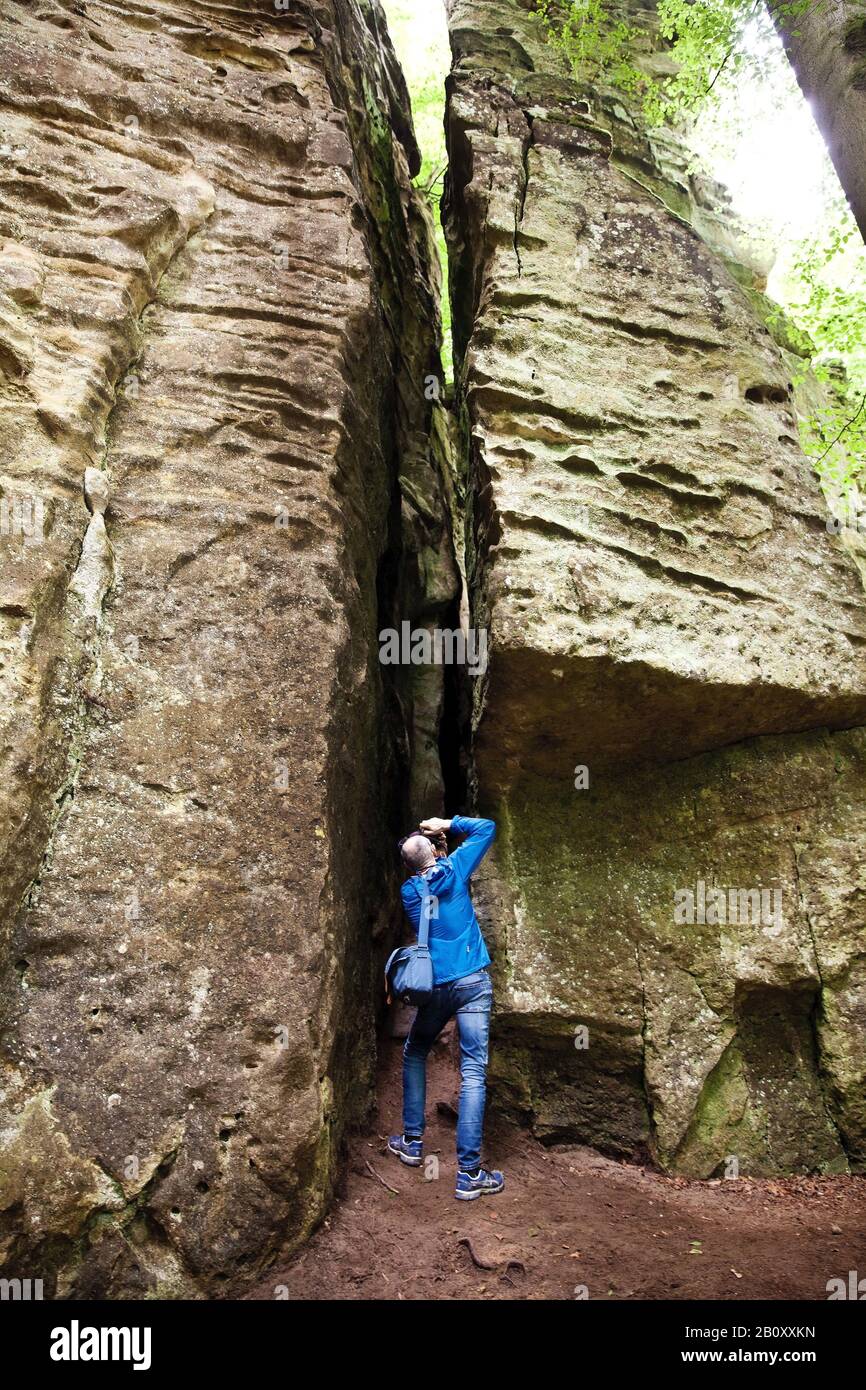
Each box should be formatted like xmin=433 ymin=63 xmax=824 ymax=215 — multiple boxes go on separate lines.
xmin=384 ymin=890 xmax=436 ymax=1007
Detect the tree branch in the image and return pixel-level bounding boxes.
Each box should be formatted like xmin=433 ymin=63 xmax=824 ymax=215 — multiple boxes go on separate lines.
xmin=705 ymin=0 xmax=762 ymax=95
xmin=815 ymin=389 xmax=866 ymax=466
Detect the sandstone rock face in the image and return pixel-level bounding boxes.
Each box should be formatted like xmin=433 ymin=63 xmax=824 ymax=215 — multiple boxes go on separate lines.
xmin=0 ymin=0 xmax=455 ymax=1295
xmin=445 ymin=0 xmax=866 ymax=1174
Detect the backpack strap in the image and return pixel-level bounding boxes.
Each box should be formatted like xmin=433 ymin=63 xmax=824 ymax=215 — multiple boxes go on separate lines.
xmin=418 ymin=882 xmax=437 ymax=948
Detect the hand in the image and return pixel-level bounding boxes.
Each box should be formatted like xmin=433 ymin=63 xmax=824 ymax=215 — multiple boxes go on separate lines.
xmin=419 ymin=817 xmax=451 ymax=836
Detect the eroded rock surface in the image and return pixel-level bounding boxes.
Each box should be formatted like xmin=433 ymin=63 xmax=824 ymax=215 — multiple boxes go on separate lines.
xmin=0 ymin=0 xmax=456 ymax=1295
xmin=445 ymin=0 xmax=866 ymax=1174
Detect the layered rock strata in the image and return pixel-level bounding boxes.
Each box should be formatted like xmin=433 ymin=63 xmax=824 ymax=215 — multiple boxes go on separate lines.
xmin=0 ymin=0 xmax=456 ymax=1295
xmin=444 ymin=0 xmax=866 ymax=1174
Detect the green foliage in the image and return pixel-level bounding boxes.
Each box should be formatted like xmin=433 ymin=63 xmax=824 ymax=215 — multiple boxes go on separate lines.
xmin=535 ymin=1 xmax=813 ymax=125
xmin=800 ymin=388 xmax=866 ymax=496
xmin=777 ymin=191 xmax=866 ymax=491
xmin=535 ymin=0 xmax=643 ymax=95
xmin=382 ymin=0 xmax=453 ymax=381
xmin=651 ymin=0 xmax=761 ymax=123
xmin=534 ymin=0 xmax=866 ymax=491
xmin=786 ymin=206 xmax=866 ymax=363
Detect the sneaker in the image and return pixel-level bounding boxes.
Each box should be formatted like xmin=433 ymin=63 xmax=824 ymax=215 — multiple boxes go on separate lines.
xmin=455 ymin=1167 xmax=505 ymax=1201
xmin=387 ymin=1134 xmax=423 ymax=1167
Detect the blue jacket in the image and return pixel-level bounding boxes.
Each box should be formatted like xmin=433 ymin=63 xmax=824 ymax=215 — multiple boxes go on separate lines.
xmin=400 ymin=815 xmax=496 ymax=985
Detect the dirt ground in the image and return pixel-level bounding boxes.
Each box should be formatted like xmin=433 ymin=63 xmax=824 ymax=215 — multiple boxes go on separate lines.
xmin=250 ymin=1023 xmax=866 ymax=1301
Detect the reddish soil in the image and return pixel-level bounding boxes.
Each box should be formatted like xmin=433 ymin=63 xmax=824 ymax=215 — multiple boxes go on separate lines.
xmin=250 ymin=1024 xmax=866 ymax=1301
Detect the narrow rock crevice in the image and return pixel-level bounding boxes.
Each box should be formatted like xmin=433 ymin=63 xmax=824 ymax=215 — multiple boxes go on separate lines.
xmin=513 ymin=109 xmax=534 ymax=276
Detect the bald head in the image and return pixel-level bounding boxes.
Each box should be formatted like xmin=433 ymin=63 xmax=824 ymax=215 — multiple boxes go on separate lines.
xmin=401 ymin=834 xmax=436 ymax=872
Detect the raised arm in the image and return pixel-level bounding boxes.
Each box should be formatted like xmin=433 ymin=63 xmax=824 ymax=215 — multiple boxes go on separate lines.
xmin=446 ymin=815 xmax=496 ymax=883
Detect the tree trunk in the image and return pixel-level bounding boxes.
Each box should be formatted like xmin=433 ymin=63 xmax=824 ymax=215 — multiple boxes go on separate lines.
xmin=773 ymin=0 xmax=866 ymax=242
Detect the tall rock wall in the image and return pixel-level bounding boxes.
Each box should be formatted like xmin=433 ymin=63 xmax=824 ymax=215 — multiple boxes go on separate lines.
xmin=444 ymin=0 xmax=866 ymax=1175
xmin=0 ymin=0 xmax=456 ymax=1295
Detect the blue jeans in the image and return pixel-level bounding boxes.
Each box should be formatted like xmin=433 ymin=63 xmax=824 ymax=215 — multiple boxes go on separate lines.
xmin=402 ymin=969 xmax=493 ymax=1173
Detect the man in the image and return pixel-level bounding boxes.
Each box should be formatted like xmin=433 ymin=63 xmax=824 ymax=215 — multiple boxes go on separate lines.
xmin=388 ymin=814 xmax=504 ymax=1202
